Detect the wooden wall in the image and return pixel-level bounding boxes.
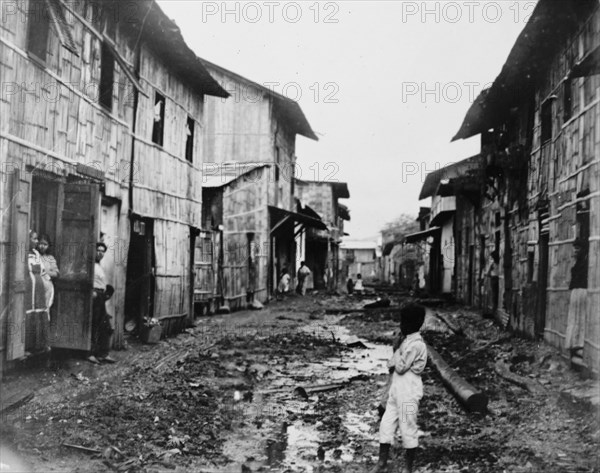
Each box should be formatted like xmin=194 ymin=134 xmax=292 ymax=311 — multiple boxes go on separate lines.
xmin=0 ymin=0 xmax=134 ymax=357
xmin=221 ymin=167 xmax=270 ymax=306
xmin=202 ymin=66 xmax=271 ymax=163
xmin=131 ymin=45 xmax=206 ymax=321
xmin=539 ymin=9 xmax=600 ymax=373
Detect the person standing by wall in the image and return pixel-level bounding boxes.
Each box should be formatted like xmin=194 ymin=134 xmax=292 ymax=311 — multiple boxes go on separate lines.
xmin=565 ymin=239 xmax=588 ymax=363
xmin=88 ymin=242 xmax=116 ymax=364
xmin=296 ymin=261 xmax=311 ymax=296
xmin=25 ymin=230 xmax=50 ymax=354
xmin=38 ymin=234 xmax=59 ymax=311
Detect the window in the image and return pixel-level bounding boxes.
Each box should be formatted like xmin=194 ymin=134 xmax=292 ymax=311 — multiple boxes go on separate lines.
xmin=99 ymin=42 xmax=115 ymax=111
xmin=275 ymin=146 xmax=281 ymax=182
xmin=563 ymin=79 xmax=573 ymax=122
xmin=27 ymin=1 xmax=51 ymax=62
xmin=185 ymin=117 xmax=195 ymax=163
xmin=152 ymin=92 xmax=165 ymax=146
xmin=540 ymin=99 xmax=553 ymax=144
xmin=527 ymin=251 xmax=535 ymax=283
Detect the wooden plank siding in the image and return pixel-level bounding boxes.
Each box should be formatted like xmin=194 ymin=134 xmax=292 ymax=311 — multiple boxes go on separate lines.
xmin=202 ymin=62 xmax=309 ymax=303
xmin=131 ymin=45 xmax=205 ymax=324
xmin=0 ymin=0 xmax=134 ymax=363
xmin=449 ymin=4 xmax=600 ymax=374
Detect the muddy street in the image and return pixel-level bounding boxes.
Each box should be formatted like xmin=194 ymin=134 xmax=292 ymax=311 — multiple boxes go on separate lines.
xmin=2 ymin=293 xmax=598 ymax=473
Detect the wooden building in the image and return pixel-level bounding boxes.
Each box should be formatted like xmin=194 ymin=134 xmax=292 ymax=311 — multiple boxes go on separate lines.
xmin=294 ymin=180 xmax=350 ymax=289
xmin=339 ymin=240 xmax=379 ymax=284
xmin=0 ymin=0 xmax=226 ymax=371
xmin=200 ymin=61 xmax=320 ymax=307
xmin=452 ymin=0 xmax=600 ymax=374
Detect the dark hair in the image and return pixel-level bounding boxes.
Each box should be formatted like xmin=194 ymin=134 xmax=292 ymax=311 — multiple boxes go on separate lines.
xmin=300 ymin=261 xmax=305 ymax=266
xmin=357 ymin=273 xmax=362 ymax=278
xmin=96 ymin=242 xmax=108 ymax=251
xmin=491 ymin=251 xmax=499 ymax=263
xmin=38 ymin=233 xmax=51 ymax=245
xmin=400 ymin=303 xmax=426 ymax=334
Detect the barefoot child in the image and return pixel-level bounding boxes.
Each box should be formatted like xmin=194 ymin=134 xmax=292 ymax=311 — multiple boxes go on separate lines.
xmin=371 ymin=303 xmax=427 ymax=473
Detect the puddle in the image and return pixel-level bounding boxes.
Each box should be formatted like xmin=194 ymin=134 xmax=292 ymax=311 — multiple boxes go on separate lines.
xmin=217 ymin=314 xmax=448 ymax=472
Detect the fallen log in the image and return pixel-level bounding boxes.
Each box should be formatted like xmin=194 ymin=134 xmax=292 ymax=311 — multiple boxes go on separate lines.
xmin=494 ymin=360 xmax=544 ymax=394
xmin=427 ymin=345 xmax=488 ymax=413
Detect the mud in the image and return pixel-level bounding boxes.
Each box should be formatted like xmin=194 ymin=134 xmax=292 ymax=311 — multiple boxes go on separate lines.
xmin=1 ymin=294 xmax=598 ymax=472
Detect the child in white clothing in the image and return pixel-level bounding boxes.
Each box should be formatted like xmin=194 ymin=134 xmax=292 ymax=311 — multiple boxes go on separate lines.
xmin=370 ymin=303 xmax=427 ymax=473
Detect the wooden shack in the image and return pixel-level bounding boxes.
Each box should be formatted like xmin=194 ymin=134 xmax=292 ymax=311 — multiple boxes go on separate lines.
xmin=0 ymin=0 xmax=226 ymax=372
xmin=295 ymin=180 xmax=350 ymax=289
xmin=452 ymin=0 xmax=600 ymax=374
xmin=201 ymin=61 xmax=319 ymax=306
xmin=123 ymin=4 xmax=227 ymax=335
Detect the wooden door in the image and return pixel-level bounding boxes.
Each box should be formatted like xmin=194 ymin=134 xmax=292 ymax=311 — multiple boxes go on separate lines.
xmin=6 ymin=170 xmax=32 ymax=360
xmin=193 ymin=231 xmax=215 ymax=303
xmin=50 ymin=183 xmax=99 ymax=350
xmin=536 ymin=232 xmax=549 ymax=339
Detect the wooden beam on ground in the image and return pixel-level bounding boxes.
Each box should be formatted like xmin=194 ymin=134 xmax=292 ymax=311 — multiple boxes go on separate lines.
xmin=427 ymin=344 xmax=488 ymax=413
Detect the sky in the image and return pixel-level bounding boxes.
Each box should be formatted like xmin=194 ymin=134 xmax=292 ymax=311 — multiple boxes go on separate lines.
xmin=157 ymin=0 xmax=534 ymax=239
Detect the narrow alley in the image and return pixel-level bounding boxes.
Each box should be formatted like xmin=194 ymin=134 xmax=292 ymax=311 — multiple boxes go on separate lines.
xmin=2 ymin=292 xmax=597 ymax=472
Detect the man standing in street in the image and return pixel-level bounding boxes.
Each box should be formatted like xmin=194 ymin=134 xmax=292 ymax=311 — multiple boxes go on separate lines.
xmin=88 ymin=242 xmax=116 ymax=364
xmin=296 ymin=261 xmax=311 ymax=296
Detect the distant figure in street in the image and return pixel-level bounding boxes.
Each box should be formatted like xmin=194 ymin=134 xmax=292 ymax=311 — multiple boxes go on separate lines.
xmin=346 ymin=277 xmax=354 ymax=295
xmin=485 ymin=251 xmax=500 ymax=315
xmin=277 ymin=269 xmax=291 ymax=300
xmin=370 ymin=303 xmax=427 ymax=473
xmin=565 ymin=238 xmax=588 ymax=361
xmin=296 ymin=261 xmax=311 ymax=296
xmin=38 ymin=234 xmax=59 ymax=311
xmin=88 ymin=242 xmax=115 ymax=364
xmin=354 ymin=273 xmax=364 ymax=294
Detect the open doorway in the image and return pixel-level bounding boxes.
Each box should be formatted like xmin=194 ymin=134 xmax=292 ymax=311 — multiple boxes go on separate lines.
xmin=125 ymin=217 xmax=155 ymax=330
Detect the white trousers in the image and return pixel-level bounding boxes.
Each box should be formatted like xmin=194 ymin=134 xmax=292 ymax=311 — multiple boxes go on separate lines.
xmin=379 ymin=371 xmax=423 ymax=448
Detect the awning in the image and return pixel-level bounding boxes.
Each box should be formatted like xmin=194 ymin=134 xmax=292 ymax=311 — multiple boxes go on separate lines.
xmin=269 ymin=206 xmax=327 ymax=234
xmin=430 ymin=211 xmax=455 ymax=227
xmin=405 ymin=227 xmax=440 ymax=244
xmin=382 ymin=241 xmax=398 ymax=257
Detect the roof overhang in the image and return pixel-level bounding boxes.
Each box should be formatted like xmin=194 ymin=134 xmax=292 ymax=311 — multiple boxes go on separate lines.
xmin=201 ymin=59 xmax=317 ymax=140
xmin=430 ymin=210 xmax=455 ymax=227
xmin=269 ymin=206 xmax=327 ymax=233
xmin=452 ymin=0 xmax=598 ymax=141
xmin=405 ymin=227 xmax=441 ymax=244
xmin=127 ymin=1 xmax=229 ymax=98
xmin=202 ymin=163 xmax=270 ymax=188
xmin=419 ymin=155 xmax=481 ymax=200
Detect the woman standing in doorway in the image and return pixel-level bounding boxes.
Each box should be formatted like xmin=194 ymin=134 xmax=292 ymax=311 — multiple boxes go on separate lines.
xmin=25 ymin=230 xmax=50 ymax=353
xmin=38 ymin=234 xmax=59 ymax=311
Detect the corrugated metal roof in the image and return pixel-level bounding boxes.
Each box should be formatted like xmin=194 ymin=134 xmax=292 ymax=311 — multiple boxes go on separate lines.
xmin=202 ymin=163 xmax=270 ymax=188
xmin=405 ymin=227 xmax=441 ymax=244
